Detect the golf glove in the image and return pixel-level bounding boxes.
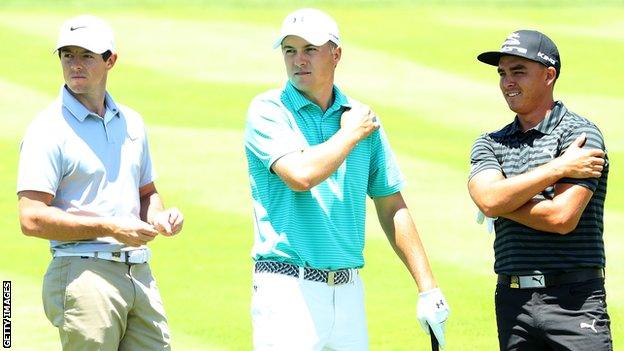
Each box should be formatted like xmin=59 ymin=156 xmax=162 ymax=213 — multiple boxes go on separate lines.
xmin=476 ymin=210 xmax=497 ymax=234
xmin=417 ymin=288 xmax=449 ymax=348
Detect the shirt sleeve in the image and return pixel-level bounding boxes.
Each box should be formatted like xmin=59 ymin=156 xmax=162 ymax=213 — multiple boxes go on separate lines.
xmin=16 ymin=123 xmax=62 ymax=196
xmin=244 ymin=95 xmax=306 ymax=171
xmin=557 ymin=122 xmax=607 ymax=192
xmin=139 ymin=125 xmax=156 ymax=187
xmin=469 ymin=134 xmax=502 ymax=180
xmin=122 ymin=107 xmax=156 ymax=188
xmin=367 ymin=124 xmax=405 ymax=198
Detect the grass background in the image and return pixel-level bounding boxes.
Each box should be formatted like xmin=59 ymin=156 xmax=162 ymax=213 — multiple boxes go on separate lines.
xmin=0 ymin=1 xmax=622 ymax=350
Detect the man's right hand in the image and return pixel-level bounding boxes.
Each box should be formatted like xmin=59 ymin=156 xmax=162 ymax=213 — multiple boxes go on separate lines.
xmin=340 ymin=104 xmax=380 ymax=143
xmin=553 ymin=133 xmax=605 ymax=179
xmin=109 ymin=217 xmax=158 ymax=247
xmin=417 ymin=288 xmax=450 ymax=349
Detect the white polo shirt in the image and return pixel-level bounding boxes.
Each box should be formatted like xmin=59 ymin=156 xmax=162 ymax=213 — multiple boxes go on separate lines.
xmin=17 ymin=85 xmax=156 ymax=253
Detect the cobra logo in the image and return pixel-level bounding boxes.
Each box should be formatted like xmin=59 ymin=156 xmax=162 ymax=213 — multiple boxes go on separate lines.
xmin=500 ymin=32 xmax=527 ymax=53
xmin=501 ymin=46 xmax=528 ymax=54
xmin=502 ymin=32 xmax=521 ymax=46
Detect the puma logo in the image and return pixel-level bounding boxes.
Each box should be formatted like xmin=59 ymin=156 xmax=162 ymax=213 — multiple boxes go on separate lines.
xmin=543 ymin=147 xmax=556 ymax=159
xmin=531 ymin=276 xmax=544 ymax=285
xmin=580 ymin=319 xmax=597 ymax=333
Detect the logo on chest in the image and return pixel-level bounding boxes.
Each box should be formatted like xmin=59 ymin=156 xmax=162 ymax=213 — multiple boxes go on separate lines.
xmin=543 ymin=147 xmax=557 ymax=159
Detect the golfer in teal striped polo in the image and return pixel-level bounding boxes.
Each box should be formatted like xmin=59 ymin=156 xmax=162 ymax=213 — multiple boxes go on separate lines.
xmin=245 ymin=8 xmax=449 ymax=350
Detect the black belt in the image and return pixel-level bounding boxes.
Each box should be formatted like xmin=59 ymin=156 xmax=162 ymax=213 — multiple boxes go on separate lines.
xmin=254 ymin=261 xmax=356 ymax=286
xmin=498 ymin=268 xmax=604 ymax=289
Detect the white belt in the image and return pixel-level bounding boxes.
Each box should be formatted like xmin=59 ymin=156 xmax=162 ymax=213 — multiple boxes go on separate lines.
xmin=53 ymin=248 xmax=151 ymax=264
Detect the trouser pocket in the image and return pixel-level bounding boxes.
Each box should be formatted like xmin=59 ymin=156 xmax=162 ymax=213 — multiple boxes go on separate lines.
xmin=42 ymin=257 xmax=72 ymax=328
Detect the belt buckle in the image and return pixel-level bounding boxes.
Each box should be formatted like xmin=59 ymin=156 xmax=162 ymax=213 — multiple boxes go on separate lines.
xmin=110 ymin=251 xmax=124 ymax=262
xmin=327 ymin=271 xmax=336 ymax=286
xmin=519 ymin=274 xmax=546 ymax=288
xmin=510 ymin=276 xmax=520 ymax=289
xmin=126 ymin=250 xmax=147 ymax=264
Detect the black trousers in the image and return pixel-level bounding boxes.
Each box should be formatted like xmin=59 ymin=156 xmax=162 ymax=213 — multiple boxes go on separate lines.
xmin=496 ymin=278 xmax=612 ymax=351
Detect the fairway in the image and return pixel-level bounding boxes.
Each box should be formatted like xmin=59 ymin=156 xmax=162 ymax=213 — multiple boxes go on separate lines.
xmin=0 ymin=1 xmax=622 ymax=350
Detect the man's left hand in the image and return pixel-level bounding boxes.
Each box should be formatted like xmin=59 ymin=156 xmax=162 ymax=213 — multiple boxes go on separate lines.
xmin=151 ymin=207 xmax=184 ymax=236
xmin=417 ymin=288 xmax=450 ymax=348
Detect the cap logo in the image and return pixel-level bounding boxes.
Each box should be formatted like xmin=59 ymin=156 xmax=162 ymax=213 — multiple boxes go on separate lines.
xmin=70 ymin=25 xmax=87 ymax=31
xmin=537 ymin=51 xmax=557 ymax=65
xmin=274 ymin=9 xmax=340 ymax=49
xmin=502 ymin=32 xmax=521 ymax=46
xmin=291 ymin=15 xmax=305 ymax=23
xmin=499 ymin=32 xmax=527 ymax=54
xmin=501 ymin=46 xmax=528 ymax=54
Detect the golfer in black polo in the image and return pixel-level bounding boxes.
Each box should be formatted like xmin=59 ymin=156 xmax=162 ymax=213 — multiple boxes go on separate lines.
xmin=468 ymin=30 xmax=612 ymax=350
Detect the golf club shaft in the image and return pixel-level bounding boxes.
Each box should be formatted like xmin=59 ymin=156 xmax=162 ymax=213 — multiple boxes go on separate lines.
xmin=429 ymin=325 xmax=439 ymax=351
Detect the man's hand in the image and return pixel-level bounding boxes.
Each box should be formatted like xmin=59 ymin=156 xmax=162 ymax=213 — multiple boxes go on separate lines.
xmin=340 ymin=104 xmax=380 ymax=143
xmin=417 ymin=288 xmax=450 ymax=348
xmin=109 ymin=217 xmax=158 ymax=247
xmin=150 ymin=207 xmax=184 ymax=236
xmin=476 ymin=210 xmax=497 ymax=234
xmin=552 ymin=133 xmax=605 ymax=179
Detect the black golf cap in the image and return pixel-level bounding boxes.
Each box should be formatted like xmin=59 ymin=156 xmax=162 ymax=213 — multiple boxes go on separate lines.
xmin=478 ymin=30 xmax=561 ymax=78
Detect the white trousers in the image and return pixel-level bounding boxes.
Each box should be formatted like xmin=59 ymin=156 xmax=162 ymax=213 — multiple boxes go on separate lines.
xmin=251 ymin=270 xmax=368 ymax=351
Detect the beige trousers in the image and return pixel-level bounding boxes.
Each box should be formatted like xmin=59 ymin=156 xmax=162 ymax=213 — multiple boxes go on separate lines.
xmin=42 ymin=256 xmax=171 ymax=351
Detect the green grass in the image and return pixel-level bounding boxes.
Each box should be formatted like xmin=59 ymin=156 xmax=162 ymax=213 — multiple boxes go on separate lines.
xmin=0 ymin=1 xmax=622 ymax=350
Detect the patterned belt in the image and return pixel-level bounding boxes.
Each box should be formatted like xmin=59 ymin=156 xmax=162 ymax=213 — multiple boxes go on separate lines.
xmin=254 ymin=261 xmax=356 ymax=286
xmin=497 ymin=268 xmax=604 ymax=289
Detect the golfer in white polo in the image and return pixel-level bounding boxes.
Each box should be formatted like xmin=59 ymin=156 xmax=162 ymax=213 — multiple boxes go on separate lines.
xmin=17 ymin=14 xmax=183 ymax=350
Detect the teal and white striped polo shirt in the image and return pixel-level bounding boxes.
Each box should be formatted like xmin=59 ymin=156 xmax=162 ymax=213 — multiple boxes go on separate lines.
xmin=245 ymin=82 xmax=404 ymax=270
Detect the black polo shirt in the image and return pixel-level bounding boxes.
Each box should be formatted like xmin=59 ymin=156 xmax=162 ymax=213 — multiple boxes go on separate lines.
xmin=469 ymin=101 xmax=609 ymax=275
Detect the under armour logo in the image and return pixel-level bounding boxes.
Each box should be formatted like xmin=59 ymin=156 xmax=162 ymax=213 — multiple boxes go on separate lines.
xmin=580 ymin=319 xmax=597 ymax=333
xmin=531 ymin=276 xmax=544 ymax=285
xmin=436 ymin=300 xmax=445 ymax=309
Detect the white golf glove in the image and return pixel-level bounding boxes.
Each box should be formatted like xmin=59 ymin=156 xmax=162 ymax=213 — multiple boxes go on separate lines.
xmin=417 ymin=288 xmax=450 ymax=348
xmin=476 ymin=210 xmax=497 ymax=234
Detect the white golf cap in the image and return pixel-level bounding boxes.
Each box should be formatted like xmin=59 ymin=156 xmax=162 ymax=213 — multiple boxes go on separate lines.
xmin=55 ymin=15 xmax=115 ymax=54
xmin=273 ymin=8 xmax=340 ymax=49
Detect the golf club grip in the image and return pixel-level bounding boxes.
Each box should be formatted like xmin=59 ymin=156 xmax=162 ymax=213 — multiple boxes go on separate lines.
xmin=429 ymin=325 xmax=439 ymax=351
